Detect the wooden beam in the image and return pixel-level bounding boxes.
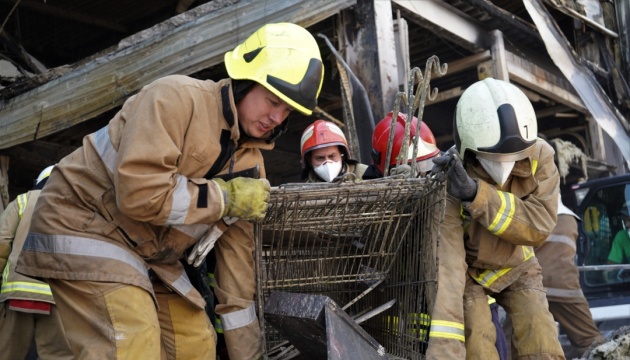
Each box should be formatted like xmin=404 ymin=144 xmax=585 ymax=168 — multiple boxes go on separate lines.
xmin=0 ymin=0 xmax=356 ymax=150
xmin=392 ymin=0 xmax=487 ymax=53
xmin=506 ymin=51 xmax=586 ymax=112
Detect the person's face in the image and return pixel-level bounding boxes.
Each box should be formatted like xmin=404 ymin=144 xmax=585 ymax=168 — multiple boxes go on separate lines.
xmin=310 ymin=146 xmax=342 ymax=167
xmin=237 ymin=84 xmax=294 ymax=139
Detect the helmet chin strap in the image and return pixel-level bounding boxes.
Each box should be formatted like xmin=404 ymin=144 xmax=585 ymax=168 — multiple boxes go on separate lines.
xmin=267 ymin=119 xmax=289 ymax=143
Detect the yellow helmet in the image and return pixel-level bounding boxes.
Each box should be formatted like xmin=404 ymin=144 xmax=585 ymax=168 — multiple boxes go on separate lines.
xmin=224 ymin=23 xmax=324 ymax=115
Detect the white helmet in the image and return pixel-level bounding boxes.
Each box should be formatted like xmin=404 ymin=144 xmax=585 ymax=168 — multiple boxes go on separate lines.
xmin=454 ymin=78 xmax=538 ymax=161
xmin=36 ymin=165 xmax=55 ymax=186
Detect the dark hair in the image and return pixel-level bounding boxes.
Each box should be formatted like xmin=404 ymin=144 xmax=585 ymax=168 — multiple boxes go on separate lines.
xmin=232 ymin=79 xmax=256 ymax=104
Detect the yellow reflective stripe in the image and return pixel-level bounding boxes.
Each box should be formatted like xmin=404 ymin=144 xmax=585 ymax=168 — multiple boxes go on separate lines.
xmin=409 ymin=312 xmax=430 ymax=326
xmin=474 ymin=267 xmax=513 ymax=287
xmin=487 ymin=296 xmax=496 ymax=305
xmin=522 ymin=246 xmax=534 ymax=261
xmin=488 ymin=191 xmax=515 ymax=235
xmin=208 ymin=272 xmax=215 ymax=288
xmin=214 ymin=317 xmax=224 ymax=334
xmin=474 ymin=246 xmax=533 ymax=287
xmin=429 ymin=320 xmax=465 ymax=342
xmin=17 ymin=193 xmax=28 ymax=218
xmin=531 ymin=159 xmax=538 ymax=176
xmin=1 ymin=281 xmax=53 ymax=296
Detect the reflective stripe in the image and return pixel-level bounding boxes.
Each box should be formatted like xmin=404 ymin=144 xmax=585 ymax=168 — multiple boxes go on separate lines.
xmin=487 ymin=296 xmax=496 ymax=305
xmin=545 ymin=287 xmax=584 ymax=298
xmin=531 ymin=159 xmax=538 ymax=176
xmin=488 ymin=191 xmax=515 ymax=235
xmin=92 ymin=126 xmax=117 ymax=173
xmin=429 ymin=320 xmax=465 ymax=342
xmin=219 ymin=302 xmax=257 ymax=331
xmin=546 ymin=234 xmax=576 ymax=251
xmin=92 ymin=125 xmax=191 ymax=226
xmin=17 ymin=193 xmax=28 ymax=218
xmin=474 ymin=267 xmax=512 ymax=287
xmin=1 ymin=281 xmax=52 ymax=296
xmin=214 ymin=317 xmax=224 ymax=334
xmin=171 ymin=272 xmax=193 ymax=295
xmin=23 ymin=233 xmax=148 ymax=276
xmin=165 ymin=174 xmax=190 ymax=225
xmin=208 ymin=272 xmax=216 ymax=288
xmin=475 ymin=247 xmax=533 ymax=287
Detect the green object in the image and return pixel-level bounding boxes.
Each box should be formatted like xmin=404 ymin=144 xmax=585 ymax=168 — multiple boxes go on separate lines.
xmin=213 ymin=177 xmax=270 ymax=221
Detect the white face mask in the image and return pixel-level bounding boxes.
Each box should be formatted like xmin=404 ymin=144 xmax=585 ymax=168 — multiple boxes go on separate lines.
xmin=314 ymin=160 xmax=342 ymax=182
xmin=478 ymin=158 xmax=515 ymax=188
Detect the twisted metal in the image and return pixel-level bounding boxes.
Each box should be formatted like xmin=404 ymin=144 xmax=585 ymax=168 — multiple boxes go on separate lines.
xmin=384 ymin=56 xmax=448 ymax=177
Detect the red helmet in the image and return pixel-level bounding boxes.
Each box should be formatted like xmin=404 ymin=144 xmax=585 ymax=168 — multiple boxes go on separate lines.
xmin=300 ymin=120 xmax=350 ymax=168
xmin=371 ymin=112 xmax=439 ymax=175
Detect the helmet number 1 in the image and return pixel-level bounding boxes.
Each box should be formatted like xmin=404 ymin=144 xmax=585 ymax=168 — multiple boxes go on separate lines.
xmin=524 ymin=125 xmax=529 ymax=138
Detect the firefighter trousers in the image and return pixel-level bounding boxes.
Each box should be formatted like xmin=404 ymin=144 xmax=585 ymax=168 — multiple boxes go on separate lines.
xmin=48 ymin=279 xmax=216 ymax=359
xmin=465 ymin=261 xmax=565 ymax=360
xmin=0 ymin=302 xmax=73 ymax=360
xmin=425 ymin=220 xmax=468 ymax=360
xmin=548 ymin=300 xmax=605 ymax=357
xmin=213 ymin=221 xmax=263 ymax=360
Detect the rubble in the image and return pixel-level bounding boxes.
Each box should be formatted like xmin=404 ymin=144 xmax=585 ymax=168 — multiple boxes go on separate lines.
xmin=578 ymin=326 xmax=630 ymax=360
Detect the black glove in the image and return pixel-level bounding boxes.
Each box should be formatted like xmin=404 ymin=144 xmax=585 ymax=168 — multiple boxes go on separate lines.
xmin=431 ymin=147 xmax=478 ymax=201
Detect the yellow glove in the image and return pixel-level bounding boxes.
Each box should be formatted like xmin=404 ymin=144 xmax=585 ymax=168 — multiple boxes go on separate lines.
xmin=212 ymin=177 xmax=270 ymax=221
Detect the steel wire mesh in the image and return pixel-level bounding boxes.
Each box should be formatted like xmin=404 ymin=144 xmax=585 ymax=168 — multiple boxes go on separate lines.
xmin=255 ymin=177 xmax=445 ymax=359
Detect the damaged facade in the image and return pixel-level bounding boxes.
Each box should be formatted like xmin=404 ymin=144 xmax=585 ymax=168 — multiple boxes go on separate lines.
xmin=0 ymin=0 xmax=629 ymax=210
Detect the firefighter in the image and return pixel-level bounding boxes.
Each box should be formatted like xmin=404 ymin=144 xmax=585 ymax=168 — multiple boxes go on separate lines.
xmin=428 ymin=78 xmax=564 ymax=359
xmin=364 ymin=111 xmax=440 ymax=179
xmin=521 ymin=195 xmax=605 ymax=358
xmin=0 ymin=166 xmax=73 ymax=360
xmin=16 ymin=22 xmax=324 ymax=360
xmin=369 ymin=111 xmax=508 ymax=359
xmin=300 ymin=120 xmax=367 ymax=182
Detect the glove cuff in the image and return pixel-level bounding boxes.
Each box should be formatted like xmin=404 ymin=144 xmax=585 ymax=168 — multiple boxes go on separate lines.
xmin=210 ymin=178 xmax=230 ymax=218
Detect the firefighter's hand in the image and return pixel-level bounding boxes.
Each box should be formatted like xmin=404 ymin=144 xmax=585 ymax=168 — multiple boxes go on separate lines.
xmin=432 ymin=148 xmax=477 ymax=201
xmin=390 ymin=164 xmax=413 ymax=178
xmin=187 ymin=217 xmax=237 ymax=267
xmin=212 ymin=177 xmax=270 ymax=221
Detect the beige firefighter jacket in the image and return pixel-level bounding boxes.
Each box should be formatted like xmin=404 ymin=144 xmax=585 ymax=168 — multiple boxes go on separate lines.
xmin=441 ymin=139 xmax=559 ymax=292
xmin=304 ymin=162 xmax=368 ymax=182
xmin=535 ymin=214 xmax=584 ymax=303
xmin=16 ymin=76 xmax=273 ymax=309
xmin=0 ymin=190 xmax=55 ymax=304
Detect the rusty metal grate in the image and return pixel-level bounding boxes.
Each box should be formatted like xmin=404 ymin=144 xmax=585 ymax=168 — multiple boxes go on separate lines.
xmin=255 ymin=177 xmax=445 ymax=359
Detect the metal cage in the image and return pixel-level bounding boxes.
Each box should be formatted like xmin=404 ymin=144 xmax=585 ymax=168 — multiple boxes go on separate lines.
xmin=255 ymin=177 xmax=445 ymax=359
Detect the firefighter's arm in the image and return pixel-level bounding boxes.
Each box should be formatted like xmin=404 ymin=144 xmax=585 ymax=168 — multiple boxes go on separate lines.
xmin=111 ymin=76 xmax=262 ymax=226
xmin=465 ymin=151 xmax=559 ymax=246
xmin=0 ymin=199 xmax=20 ymax=274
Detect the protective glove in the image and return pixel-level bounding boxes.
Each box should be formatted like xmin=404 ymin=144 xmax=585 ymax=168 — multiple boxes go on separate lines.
xmin=212 ymin=177 xmax=270 ymax=221
xmin=431 ymin=147 xmax=478 ymax=201
xmin=187 ymin=217 xmax=238 ymax=267
xmin=389 ymin=164 xmax=413 ymax=178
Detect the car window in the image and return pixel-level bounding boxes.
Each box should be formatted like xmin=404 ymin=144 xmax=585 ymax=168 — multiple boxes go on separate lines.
xmin=581 ymin=184 xmax=630 ymax=286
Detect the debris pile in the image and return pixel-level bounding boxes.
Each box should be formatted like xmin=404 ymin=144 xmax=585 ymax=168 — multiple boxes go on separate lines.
xmin=579 ymin=326 xmax=630 ymax=360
